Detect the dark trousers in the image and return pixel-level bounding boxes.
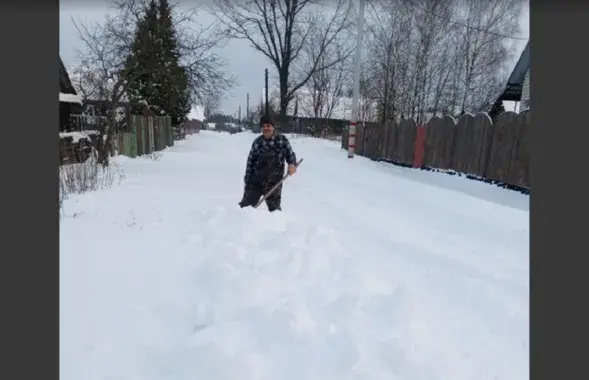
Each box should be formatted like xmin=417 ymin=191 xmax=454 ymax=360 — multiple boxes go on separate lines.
xmin=239 ymin=181 xmax=283 ymax=212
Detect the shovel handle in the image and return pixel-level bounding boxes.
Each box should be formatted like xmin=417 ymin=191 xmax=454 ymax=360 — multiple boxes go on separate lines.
xmin=254 ymin=158 xmax=304 ymax=208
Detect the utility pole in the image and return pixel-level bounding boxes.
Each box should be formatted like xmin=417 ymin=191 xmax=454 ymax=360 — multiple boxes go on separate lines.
xmin=246 ymin=93 xmax=250 ymax=127
xmin=348 ymin=0 xmax=365 ymax=159
xmin=265 ymin=68 xmax=269 ymax=116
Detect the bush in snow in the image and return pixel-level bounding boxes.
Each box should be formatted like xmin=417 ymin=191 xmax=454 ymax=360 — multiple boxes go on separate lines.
xmin=59 ymin=154 xmax=125 ymax=205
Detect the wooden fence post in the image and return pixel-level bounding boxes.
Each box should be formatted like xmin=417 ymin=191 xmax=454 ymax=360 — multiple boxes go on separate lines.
xmin=413 ymin=125 xmax=427 ymax=168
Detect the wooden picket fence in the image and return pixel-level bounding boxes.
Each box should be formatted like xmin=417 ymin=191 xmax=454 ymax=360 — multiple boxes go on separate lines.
xmin=341 ymin=111 xmax=530 ymax=189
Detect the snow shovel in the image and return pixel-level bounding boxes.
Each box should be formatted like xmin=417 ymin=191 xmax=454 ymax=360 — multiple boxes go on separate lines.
xmin=254 ymin=158 xmax=304 ymax=209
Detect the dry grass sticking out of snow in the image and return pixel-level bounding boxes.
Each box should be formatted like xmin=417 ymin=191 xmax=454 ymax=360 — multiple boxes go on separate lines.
xmin=59 ymin=155 xmax=126 ymax=213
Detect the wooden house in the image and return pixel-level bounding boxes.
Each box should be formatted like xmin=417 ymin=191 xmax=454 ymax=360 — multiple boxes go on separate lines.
xmin=59 ymin=56 xmax=83 ymax=132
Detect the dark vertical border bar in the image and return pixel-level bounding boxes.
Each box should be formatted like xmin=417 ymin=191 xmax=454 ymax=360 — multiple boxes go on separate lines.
xmin=0 ymin=1 xmax=59 ymax=380
xmin=531 ymin=1 xmax=589 ymax=380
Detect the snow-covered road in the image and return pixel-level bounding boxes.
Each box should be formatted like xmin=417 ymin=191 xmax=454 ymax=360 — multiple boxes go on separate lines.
xmin=60 ymin=131 xmax=529 ymax=380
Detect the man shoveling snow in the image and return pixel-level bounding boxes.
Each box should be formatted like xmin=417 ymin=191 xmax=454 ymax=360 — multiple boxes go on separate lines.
xmin=239 ymin=115 xmax=298 ymax=212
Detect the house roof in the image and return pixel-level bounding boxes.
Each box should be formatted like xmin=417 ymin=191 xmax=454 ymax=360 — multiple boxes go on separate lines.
xmin=59 ymin=55 xmax=78 ymax=96
xmin=500 ymin=41 xmax=530 ymax=102
xmin=488 ymin=41 xmax=529 ymax=118
xmin=59 ymin=92 xmax=82 ymax=104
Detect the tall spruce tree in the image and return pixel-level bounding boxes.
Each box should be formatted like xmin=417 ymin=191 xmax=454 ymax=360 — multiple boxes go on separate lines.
xmin=125 ymin=0 xmax=190 ymax=125
xmin=125 ymin=0 xmax=160 ymax=116
xmin=156 ymin=0 xmax=191 ymax=125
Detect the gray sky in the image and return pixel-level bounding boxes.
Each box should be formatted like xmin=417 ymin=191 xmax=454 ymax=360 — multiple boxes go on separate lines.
xmin=60 ymin=1 xmax=529 ymax=116
xmin=60 ymin=1 xmax=269 ymax=116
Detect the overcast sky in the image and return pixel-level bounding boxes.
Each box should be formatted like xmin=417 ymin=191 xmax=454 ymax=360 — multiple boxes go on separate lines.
xmin=59 ymin=0 xmax=529 ymax=116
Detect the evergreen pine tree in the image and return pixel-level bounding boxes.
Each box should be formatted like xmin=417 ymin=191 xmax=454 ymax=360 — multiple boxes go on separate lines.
xmin=125 ymin=0 xmax=161 ymax=116
xmin=125 ymin=0 xmax=190 ymax=125
xmin=155 ymin=0 xmax=190 ymax=125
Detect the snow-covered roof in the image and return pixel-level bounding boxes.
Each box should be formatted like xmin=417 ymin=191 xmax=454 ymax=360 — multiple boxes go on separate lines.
xmin=60 ymin=92 xmax=83 ymax=104
xmin=187 ymin=105 xmax=204 ymax=121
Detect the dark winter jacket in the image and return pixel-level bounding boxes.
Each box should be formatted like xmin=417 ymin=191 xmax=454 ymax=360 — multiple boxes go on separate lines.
xmin=244 ymin=133 xmax=297 ymax=186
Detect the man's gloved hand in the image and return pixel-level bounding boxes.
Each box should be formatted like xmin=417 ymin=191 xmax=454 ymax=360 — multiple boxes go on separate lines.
xmin=288 ymin=164 xmax=297 ymax=175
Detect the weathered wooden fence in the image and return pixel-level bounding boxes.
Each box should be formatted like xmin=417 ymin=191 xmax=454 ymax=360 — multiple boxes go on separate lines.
xmin=116 ymin=115 xmax=174 ymax=158
xmin=342 ymin=111 xmax=530 ymax=189
xmin=60 ymin=114 xmax=177 ymax=164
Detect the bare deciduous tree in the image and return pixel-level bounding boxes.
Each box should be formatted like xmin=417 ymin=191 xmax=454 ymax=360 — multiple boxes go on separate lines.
xmin=72 ymin=0 xmax=235 ymax=164
xmin=360 ymin=0 xmax=523 ymax=122
xmin=71 ymin=14 xmax=136 ymax=165
xmin=358 ymin=66 xmax=378 ymax=122
xmin=364 ymin=1 xmax=413 ymax=122
xmin=456 ymin=0 xmax=521 ymax=112
xmin=211 ymin=0 xmax=354 ymax=119
xmin=202 ymin=92 xmax=221 ymax=120
xmin=298 ymin=36 xmax=352 ymax=120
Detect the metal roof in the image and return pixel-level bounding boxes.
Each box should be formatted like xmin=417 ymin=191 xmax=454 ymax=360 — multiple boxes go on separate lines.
xmin=501 ymin=41 xmax=530 ymax=101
